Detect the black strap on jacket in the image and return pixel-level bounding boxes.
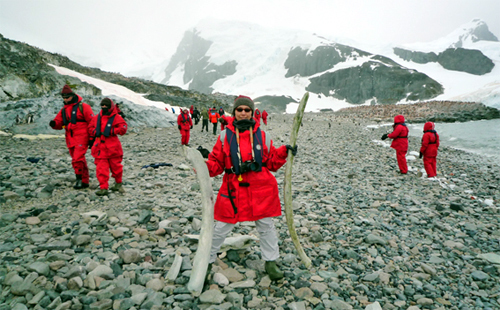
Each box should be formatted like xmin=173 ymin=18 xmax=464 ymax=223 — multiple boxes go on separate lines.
xmin=62 ymin=104 xmax=80 ymax=126
xmin=95 ymin=114 xmax=116 ymax=138
xmin=226 ymin=127 xmax=264 ymax=175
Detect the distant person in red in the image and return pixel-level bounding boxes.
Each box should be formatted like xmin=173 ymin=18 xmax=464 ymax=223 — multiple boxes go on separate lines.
xmin=115 ymin=103 xmax=125 ymax=118
xmin=381 ymin=115 xmax=409 ymax=174
xmin=190 ymin=105 xmax=194 ymax=117
xmin=254 ymin=108 xmax=262 ymax=123
xmin=88 ymin=98 xmax=128 ymax=196
xmin=49 ymin=84 xmax=95 ymax=189
xmin=177 ymin=108 xmax=193 ymax=145
xmin=420 ymin=122 xmax=440 ymax=178
xmin=262 ymin=110 xmax=268 ymax=125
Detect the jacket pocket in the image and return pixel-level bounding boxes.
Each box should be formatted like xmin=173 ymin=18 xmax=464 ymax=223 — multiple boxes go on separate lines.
xmin=217 ymin=184 xmax=236 ymax=218
xmin=250 ymin=185 xmax=278 ymax=217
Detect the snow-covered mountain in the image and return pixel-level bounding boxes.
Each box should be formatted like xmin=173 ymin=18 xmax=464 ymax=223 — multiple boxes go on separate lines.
xmin=154 ymin=18 xmax=500 ymax=111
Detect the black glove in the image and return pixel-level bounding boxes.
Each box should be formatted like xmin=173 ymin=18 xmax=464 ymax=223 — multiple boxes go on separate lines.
xmin=190 ymin=125 xmax=193 ymax=129
xmin=381 ymin=133 xmax=388 ymax=140
xmin=286 ymin=145 xmax=298 ymax=156
xmin=49 ymin=120 xmax=56 ymax=128
xmin=178 ymin=125 xmax=181 ymax=130
xmin=419 ymin=152 xmax=423 ymax=159
xmin=88 ymin=138 xmax=95 ymax=148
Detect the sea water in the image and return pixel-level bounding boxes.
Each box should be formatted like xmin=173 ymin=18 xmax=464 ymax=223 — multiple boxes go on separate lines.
xmin=407 ymin=119 xmax=500 ymax=162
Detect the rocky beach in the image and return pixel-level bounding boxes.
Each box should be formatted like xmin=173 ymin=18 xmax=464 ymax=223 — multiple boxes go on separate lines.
xmin=1 ymin=111 xmax=500 ymax=310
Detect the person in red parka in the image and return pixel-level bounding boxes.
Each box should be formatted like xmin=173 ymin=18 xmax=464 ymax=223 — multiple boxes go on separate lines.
xmin=262 ymin=110 xmax=269 ymax=125
xmin=208 ymin=107 xmax=221 ymax=135
xmin=204 ymin=95 xmax=297 ymax=281
xmin=189 ymin=105 xmax=194 ymax=117
xmin=88 ymin=98 xmax=128 ymax=196
xmin=419 ymin=121 xmax=440 ymax=178
xmin=254 ymin=108 xmax=262 ymax=123
xmin=49 ymin=84 xmax=95 ymax=189
xmin=382 ymin=115 xmax=409 ymax=174
xmin=177 ymin=108 xmax=193 ymax=146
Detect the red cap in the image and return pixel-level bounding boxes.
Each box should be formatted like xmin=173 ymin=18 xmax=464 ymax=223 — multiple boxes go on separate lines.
xmin=61 ymin=84 xmax=73 ymax=95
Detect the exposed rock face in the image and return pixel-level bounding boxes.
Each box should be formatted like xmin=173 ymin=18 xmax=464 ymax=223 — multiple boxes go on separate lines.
xmin=284 ymin=45 xmax=443 ymax=104
xmin=393 ymin=48 xmax=438 ymax=64
xmin=438 ymin=48 xmax=494 ymax=75
xmin=284 ymin=45 xmax=371 ymax=77
xmin=161 ymin=30 xmax=237 ymax=94
xmin=451 ymin=19 xmax=499 ymax=46
xmin=394 ymin=47 xmax=495 ymax=75
xmin=0 ymin=34 xmax=100 ymax=102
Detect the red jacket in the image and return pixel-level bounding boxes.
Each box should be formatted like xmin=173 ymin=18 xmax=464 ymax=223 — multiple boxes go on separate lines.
xmin=254 ymin=108 xmax=261 ymax=121
xmin=209 ymin=111 xmax=220 ymax=124
xmin=219 ymin=115 xmax=230 ymax=130
xmin=88 ymin=99 xmax=127 ymax=158
xmin=50 ymin=95 xmax=94 ymax=148
xmin=388 ymin=115 xmax=409 ymax=151
xmin=420 ymin=122 xmax=440 ymax=157
xmin=177 ymin=111 xmax=193 ymax=130
xmin=262 ymin=110 xmax=268 ymax=123
xmin=189 ymin=105 xmax=194 ymax=115
xmin=206 ymin=118 xmax=288 ymax=224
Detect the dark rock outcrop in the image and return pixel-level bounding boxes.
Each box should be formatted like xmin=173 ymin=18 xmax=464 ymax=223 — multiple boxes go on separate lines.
xmin=394 ymin=47 xmax=494 ymax=75
xmin=161 ymin=30 xmax=237 ymax=94
xmin=285 ymin=45 xmax=443 ymax=104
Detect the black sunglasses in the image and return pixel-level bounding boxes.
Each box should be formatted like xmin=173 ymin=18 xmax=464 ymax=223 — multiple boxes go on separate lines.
xmin=236 ymin=108 xmax=252 ymax=112
xmin=61 ymin=95 xmax=72 ymax=99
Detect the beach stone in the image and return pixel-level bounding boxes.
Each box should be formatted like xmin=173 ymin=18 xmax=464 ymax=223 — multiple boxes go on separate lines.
xmin=199 ymin=289 xmax=226 ymax=304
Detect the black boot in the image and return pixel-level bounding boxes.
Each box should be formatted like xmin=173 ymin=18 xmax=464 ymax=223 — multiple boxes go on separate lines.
xmin=73 ymin=175 xmax=83 ymax=189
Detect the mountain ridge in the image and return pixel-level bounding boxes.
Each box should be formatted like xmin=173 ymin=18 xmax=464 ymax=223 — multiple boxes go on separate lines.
xmin=157 ymin=19 xmax=500 ymax=112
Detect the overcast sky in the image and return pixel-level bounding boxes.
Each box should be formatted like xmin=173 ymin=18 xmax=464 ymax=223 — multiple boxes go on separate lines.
xmin=1 ymin=0 xmax=499 ymax=74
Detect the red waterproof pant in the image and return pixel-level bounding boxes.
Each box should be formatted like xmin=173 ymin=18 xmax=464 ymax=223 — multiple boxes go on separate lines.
xmin=180 ymin=129 xmax=190 ymax=145
xmin=396 ymin=149 xmax=408 ymax=174
xmin=69 ymin=145 xmax=89 ymax=183
xmin=423 ymin=156 xmax=437 ymax=177
xmin=95 ymin=156 xmax=123 ymax=189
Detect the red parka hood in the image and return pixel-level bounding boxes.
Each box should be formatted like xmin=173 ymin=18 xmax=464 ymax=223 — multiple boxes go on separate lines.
xmin=394 ymin=115 xmax=405 ymax=124
xmin=99 ymin=98 xmax=117 ymax=117
xmin=423 ymin=121 xmax=435 ymax=132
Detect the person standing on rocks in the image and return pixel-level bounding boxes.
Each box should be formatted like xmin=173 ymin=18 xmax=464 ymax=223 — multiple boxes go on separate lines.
xmin=262 ymin=110 xmax=268 ymax=125
xmin=381 ymin=114 xmax=409 ymax=174
xmin=88 ymin=98 xmax=128 ymax=196
xmin=201 ymin=107 xmax=209 ymax=132
xmin=420 ymin=121 xmax=440 ymax=179
xmin=49 ymin=84 xmax=95 ymax=189
xmin=177 ymin=108 xmax=193 ymax=146
xmin=254 ymin=108 xmax=262 ymax=123
xmin=204 ymin=95 xmax=298 ymax=281
xmin=209 ymin=106 xmax=220 ymax=135
xmin=192 ymin=107 xmax=201 ymax=125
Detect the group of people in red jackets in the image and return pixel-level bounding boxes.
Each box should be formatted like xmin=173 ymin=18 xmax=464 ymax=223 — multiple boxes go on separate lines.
xmin=50 ymin=85 xmax=127 ymax=196
xmin=176 ymin=103 xmax=269 ymax=146
xmin=382 ymin=114 xmax=440 ymax=179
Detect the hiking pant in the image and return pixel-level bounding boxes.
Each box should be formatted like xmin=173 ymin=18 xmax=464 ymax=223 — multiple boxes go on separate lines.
xmin=209 ymin=218 xmax=279 ymax=263
xmin=202 ymin=120 xmax=209 ymax=132
xmin=95 ymin=156 xmax=123 ymax=189
xmin=423 ymin=156 xmax=437 ymax=177
xmin=212 ymin=122 xmax=218 ymax=135
xmin=396 ymin=149 xmax=408 ymax=174
xmin=180 ymin=129 xmax=190 ymax=145
xmin=69 ymin=145 xmax=89 ymax=183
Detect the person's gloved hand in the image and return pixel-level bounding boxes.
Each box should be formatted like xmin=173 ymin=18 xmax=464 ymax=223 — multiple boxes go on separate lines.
xmin=286 ymin=145 xmax=298 ymax=156
xmin=88 ymin=138 xmax=95 ymax=148
xmin=49 ymin=120 xmax=56 ymax=128
xmin=419 ymin=152 xmax=423 ymax=159
xmin=178 ymin=125 xmax=181 ymax=130
xmin=381 ymin=133 xmax=388 ymax=140
xmin=190 ymin=125 xmax=193 ymax=129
